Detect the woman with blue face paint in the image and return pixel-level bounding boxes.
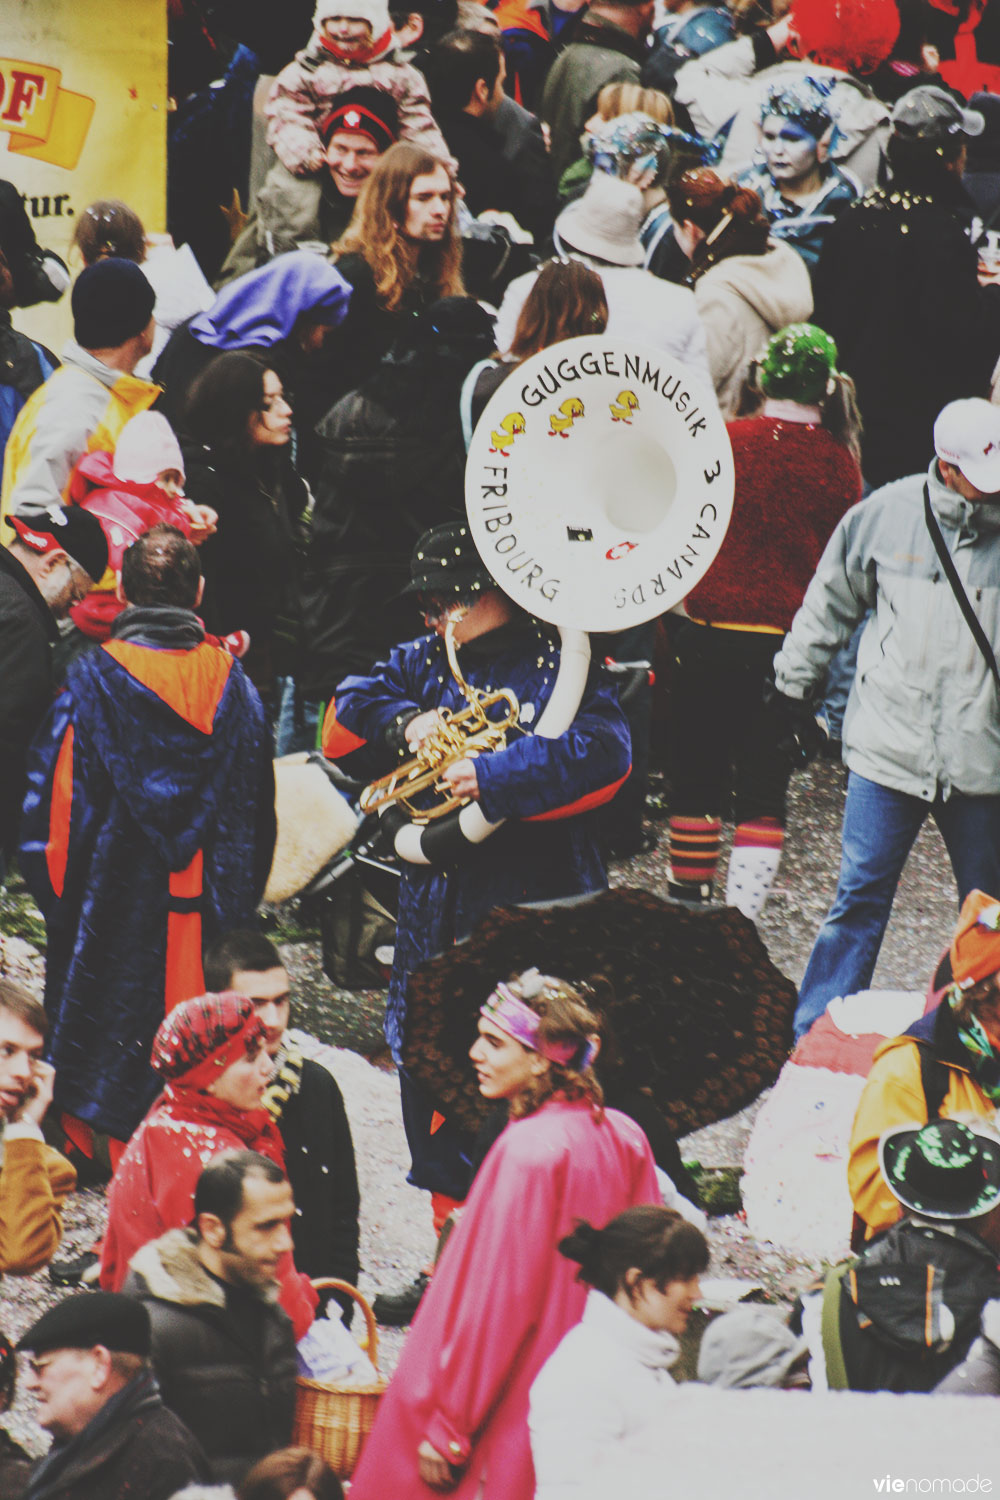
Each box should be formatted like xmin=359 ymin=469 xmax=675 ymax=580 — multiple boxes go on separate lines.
xmin=737 ymin=77 xmax=861 ymax=277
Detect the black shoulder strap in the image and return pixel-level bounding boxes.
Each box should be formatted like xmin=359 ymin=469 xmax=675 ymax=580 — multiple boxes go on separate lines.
xmin=918 ymin=1042 xmax=951 ymax=1121
xmin=924 ymin=482 xmax=1000 ymax=699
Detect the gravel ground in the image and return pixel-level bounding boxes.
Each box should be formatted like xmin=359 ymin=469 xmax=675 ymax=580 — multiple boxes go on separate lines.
xmin=0 ymin=755 xmax=962 ymax=1454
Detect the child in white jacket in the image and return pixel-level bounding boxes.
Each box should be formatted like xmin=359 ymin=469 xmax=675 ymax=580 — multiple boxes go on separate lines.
xmin=266 ymin=0 xmax=453 ymax=178
xmin=529 ymin=1206 xmax=709 ymax=1499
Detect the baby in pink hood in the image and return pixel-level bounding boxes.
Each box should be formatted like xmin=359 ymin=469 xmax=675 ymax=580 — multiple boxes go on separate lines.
xmin=69 ymin=411 xmax=220 ymax=642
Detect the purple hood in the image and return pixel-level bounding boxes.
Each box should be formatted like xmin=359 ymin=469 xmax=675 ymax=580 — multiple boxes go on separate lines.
xmin=189 ymin=251 xmax=352 ymax=350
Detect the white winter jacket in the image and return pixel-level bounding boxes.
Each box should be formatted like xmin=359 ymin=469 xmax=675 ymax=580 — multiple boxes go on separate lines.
xmin=773 ymin=461 xmax=1000 ymax=801
xmin=693 ymin=239 xmax=812 ymax=417
xmin=529 ymin=1289 xmax=681 ymax=1499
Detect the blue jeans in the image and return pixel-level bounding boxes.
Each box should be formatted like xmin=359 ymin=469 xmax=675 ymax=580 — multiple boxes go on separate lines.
xmin=794 ymin=772 xmax=1000 ymax=1038
xmin=275 ymin=678 xmax=322 ymax=757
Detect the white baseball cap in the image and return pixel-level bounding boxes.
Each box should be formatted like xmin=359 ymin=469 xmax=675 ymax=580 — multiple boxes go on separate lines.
xmin=934 ymin=398 xmax=1000 ymax=493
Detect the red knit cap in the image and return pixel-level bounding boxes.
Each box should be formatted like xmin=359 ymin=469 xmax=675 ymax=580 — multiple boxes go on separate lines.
xmin=151 ymin=992 xmax=266 ymax=1089
xmin=950 ymin=890 xmax=1000 ymax=991
xmin=789 ymin=0 xmax=900 ymax=74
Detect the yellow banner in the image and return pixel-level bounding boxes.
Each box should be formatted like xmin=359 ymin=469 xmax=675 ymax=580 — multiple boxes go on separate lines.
xmin=2 ymin=0 xmax=167 ymax=350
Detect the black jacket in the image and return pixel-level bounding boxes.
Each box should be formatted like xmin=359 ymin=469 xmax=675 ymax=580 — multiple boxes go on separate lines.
xmin=182 ymin=441 xmax=308 ymax=696
xmin=271 ymin=1050 xmax=362 ymax=1311
xmin=0 ymin=547 xmax=58 ymax=860
xmin=124 ymin=1228 xmax=298 ymax=1486
xmin=440 ymin=106 xmax=556 ymax=245
xmin=440 ymin=111 xmax=523 ymax=222
xmin=494 ymin=94 xmax=557 ymax=245
xmin=321 ymin=254 xmax=442 ymax=416
xmin=813 ymin=179 xmax=1000 ymax=487
xmin=298 ymin=343 xmax=473 ymax=698
xmin=831 ymin=1218 xmax=1000 ymax=1394
xmin=23 ymin=1369 xmax=208 ymax=1500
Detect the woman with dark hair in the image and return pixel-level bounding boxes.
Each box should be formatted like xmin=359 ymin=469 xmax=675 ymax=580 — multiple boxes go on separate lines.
xmin=348 ymin=969 xmax=659 ymax=1500
xmin=666 ymin=166 xmax=812 ymax=415
xmin=238 ymin=1446 xmax=343 ymax=1500
xmin=151 ymin=251 xmax=352 ymax=462
xmin=529 ymin=1206 xmax=709 ymax=1497
xmin=182 ymin=353 xmax=308 ymax=710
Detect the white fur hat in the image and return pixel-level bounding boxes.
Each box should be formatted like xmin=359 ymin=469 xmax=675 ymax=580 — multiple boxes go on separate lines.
xmin=264 ymin=755 xmax=359 ymax=904
xmin=314 ymin=0 xmax=392 ymax=35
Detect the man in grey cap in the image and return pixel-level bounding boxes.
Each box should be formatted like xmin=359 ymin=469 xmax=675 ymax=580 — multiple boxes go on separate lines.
xmin=17 ymin=1291 xmax=209 ymax=1500
xmin=814 ymin=83 xmax=1000 ymax=488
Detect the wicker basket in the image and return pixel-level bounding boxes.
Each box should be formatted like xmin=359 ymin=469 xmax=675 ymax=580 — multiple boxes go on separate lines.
xmin=293 ymin=1279 xmax=388 ymax=1478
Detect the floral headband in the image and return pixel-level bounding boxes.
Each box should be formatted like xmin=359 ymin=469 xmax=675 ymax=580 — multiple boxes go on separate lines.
xmin=480 ymin=971 xmax=598 ymax=1071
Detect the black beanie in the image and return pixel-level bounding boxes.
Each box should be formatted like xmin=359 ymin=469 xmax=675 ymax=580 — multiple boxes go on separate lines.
xmin=18 ymin=1292 xmax=151 ymax=1357
xmin=71 ymin=258 xmax=156 ymax=349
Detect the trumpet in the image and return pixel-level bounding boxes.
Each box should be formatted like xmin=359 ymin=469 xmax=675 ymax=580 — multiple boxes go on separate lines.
xmin=360 ymin=616 xmax=519 ymax=824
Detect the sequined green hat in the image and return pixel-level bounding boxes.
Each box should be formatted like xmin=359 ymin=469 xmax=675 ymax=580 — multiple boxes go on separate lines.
xmin=879 ymin=1119 xmax=1000 ymax=1221
xmin=757 ymin=322 xmax=838 ymax=404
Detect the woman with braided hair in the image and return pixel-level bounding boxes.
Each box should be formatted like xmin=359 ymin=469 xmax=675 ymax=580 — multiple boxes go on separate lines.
xmin=348 ymin=969 xmax=659 ymax=1500
xmin=666 ymin=167 xmax=813 ymax=414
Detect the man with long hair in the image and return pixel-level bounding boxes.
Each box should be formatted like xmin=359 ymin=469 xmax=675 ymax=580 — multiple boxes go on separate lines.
xmin=328 ymin=142 xmax=464 ymax=396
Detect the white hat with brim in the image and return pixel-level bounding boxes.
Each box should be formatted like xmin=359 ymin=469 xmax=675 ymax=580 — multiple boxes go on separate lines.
xmin=554 ymin=173 xmax=646 ymax=268
xmin=934 ymin=397 xmax=1000 ymax=493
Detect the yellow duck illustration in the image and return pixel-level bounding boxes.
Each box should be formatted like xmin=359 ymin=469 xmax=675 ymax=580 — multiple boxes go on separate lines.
xmin=489 ymin=412 xmax=526 ymax=456
xmin=609 ymin=390 xmax=640 ymax=424
xmin=548 ymin=396 xmax=585 ymax=438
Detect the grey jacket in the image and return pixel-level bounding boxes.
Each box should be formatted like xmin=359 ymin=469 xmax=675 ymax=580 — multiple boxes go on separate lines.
xmin=773 ymin=462 xmax=1000 ymax=801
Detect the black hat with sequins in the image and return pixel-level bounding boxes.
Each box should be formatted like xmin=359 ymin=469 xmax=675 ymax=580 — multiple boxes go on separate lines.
xmin=890 ymin=86 xmax=985 ymax=145
xmin=405 ymin=522 xmax=494 ymax=596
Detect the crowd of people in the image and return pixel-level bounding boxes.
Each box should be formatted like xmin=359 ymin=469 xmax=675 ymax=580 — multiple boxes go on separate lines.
xmin=3 ymin=0 xmax=1000 ymax=1493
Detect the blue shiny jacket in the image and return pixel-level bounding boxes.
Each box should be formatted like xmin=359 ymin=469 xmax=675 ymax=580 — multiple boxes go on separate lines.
xmin=329 ymin=623 xmax=631 ymax=1059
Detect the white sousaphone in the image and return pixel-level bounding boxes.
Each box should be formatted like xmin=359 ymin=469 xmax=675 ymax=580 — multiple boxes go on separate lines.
xmin=378 ymin=334 xmax=737 ymax=866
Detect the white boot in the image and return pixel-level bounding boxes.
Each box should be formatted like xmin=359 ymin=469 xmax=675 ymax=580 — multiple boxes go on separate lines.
xmin=725 ymin=844 xmax=782 ymax=920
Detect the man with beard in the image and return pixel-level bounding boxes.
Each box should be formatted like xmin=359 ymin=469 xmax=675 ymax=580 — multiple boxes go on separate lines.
xmin=123 ymin=1151 xmax=298 ymax=1485
xmin=219 ymin=87 xmax=401 ymax=281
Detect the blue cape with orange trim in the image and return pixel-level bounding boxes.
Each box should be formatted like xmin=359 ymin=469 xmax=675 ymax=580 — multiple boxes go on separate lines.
xmin=20 ymin=636 xmax=276 ymax=1139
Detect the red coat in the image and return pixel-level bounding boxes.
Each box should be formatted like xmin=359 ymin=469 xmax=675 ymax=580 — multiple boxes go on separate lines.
xmin=349 ymin=1099 xmax=659 ymax=1500
xmin=67 ymin=449 xmax=194 ymax=641
xmin=99 ymin=1085 xmax=317 ymax=1339
xmin=684 ymin=415 xmax=863 ymax=633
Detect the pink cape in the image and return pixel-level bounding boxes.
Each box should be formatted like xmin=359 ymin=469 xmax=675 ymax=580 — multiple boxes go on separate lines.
xmin=349 ymin=1098 xmax=660 ymax=1500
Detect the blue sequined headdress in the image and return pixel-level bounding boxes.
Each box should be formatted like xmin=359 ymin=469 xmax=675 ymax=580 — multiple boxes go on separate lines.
xmin=585 ymin=111 xmax=721 ymax=183
xmin=758 ymin=76 xmax=837 ymax=141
